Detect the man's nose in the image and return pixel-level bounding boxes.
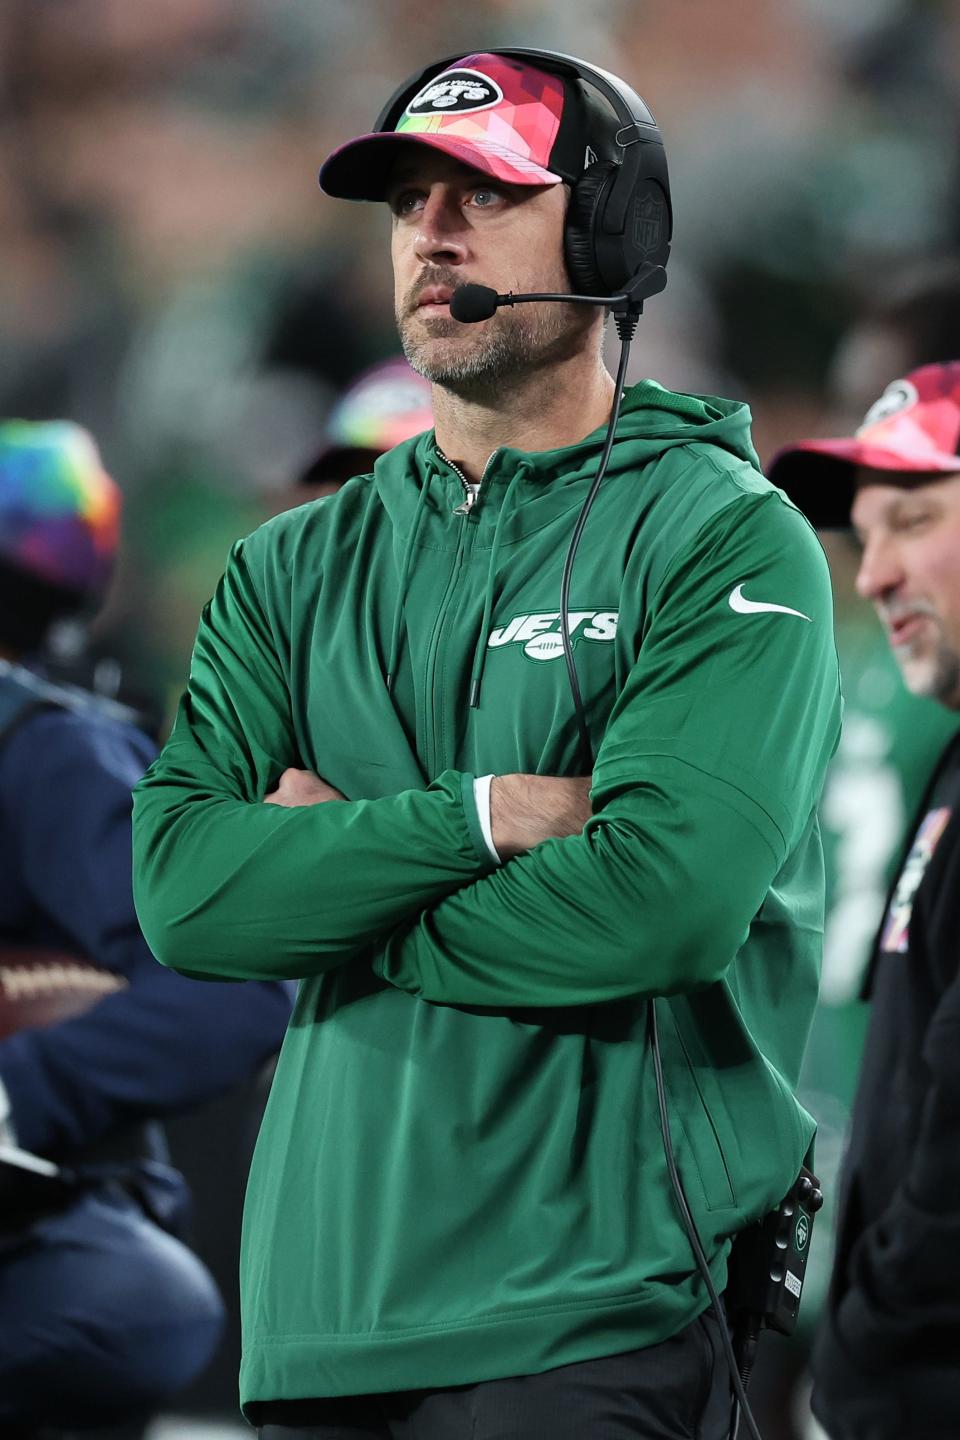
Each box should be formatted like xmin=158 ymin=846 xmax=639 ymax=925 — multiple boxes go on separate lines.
xmin=855 ymin=532 xmax=903 ymax=602
xmin=414 ymin=190 xmax=468 ymax=266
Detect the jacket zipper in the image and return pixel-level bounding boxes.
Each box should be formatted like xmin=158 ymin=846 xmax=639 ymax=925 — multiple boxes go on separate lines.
xmin=424 ymin=450 xmax=496 ymax=772
xmin=437 ymin=447 xmax=477 ymax=515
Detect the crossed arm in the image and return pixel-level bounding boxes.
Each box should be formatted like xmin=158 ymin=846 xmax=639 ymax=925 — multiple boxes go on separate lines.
xmin=133 ymin=499 xmax=840 ymax=1005
xmin=136 ymin=727 xmax=782 ymax=1006
xmin=264 ymin=766 xmax=592 ymax=860
xmin=256 ymin=763 xmax=781 ymax=1009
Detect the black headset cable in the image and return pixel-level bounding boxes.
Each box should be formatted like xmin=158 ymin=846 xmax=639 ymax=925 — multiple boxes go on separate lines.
xmin=557 ymin=310 xmax=764 ymax=1440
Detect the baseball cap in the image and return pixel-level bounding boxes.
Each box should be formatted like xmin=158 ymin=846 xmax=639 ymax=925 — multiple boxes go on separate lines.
xmin=768 ymin=362 xmax=960 ymax=528
xmin=325 ymin=358 xmax=433 ymax=455
xmin=319 ymin=52 xmax=611 ymax=201
xmin=297 ymin=358 xmax=434 ymax=492
xmin=0 ymin=421 xmax=121 ymax=597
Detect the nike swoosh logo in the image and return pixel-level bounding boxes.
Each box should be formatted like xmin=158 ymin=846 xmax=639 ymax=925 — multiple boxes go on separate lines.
xmin=728 ymin=584 xmax=811 ymax=621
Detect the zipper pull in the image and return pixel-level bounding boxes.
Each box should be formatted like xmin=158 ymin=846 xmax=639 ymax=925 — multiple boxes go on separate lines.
xmin=436 ymin=446 xmax=479 ymax=514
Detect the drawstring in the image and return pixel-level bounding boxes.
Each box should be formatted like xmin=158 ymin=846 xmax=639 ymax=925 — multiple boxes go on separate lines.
xmin=469 ymin=467 xmax=526 ymax=708
xmin=385 ymin=477 xmax=431 ymax=694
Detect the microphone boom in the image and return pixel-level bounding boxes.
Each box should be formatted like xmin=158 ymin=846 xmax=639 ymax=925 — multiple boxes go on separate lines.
xmin=450 ymin=283 xmax=626 ymax=323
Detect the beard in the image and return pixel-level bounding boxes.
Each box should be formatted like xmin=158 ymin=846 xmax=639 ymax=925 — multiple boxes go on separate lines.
xmin=396 ymin=269 xmax=597 ymax=399
xmin=899 ymin=634 xmax=960 ymax=706
xmin=888 ymin=602 xmax=960 ymax=706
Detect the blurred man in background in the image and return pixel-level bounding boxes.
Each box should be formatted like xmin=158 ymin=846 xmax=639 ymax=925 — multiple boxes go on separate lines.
xmin=770 ymin=363 xmax=960 ymax=1440
xmin=752 ymin=260 xmax=960 ymax=1440
xmin=0 ymin=421 xmax=293 ymax=1436
xmin=741 ymin=260 xmax=960 ymax=1438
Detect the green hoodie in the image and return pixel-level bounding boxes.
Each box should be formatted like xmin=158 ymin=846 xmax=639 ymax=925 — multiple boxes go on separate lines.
xmin=132 ymin=380 xmax=841 ymax=1417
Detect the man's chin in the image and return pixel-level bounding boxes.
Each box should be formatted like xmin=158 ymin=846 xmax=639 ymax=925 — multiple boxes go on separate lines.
xmin=897 ymin=648 xmax=960 ymax=707
xmin=400 ymin=331 xmax=495 ymax=385
xmin=896 ymin=648 xmax=933 ymax=693
xmin=400 ymin=322 xmax=462 ymax=367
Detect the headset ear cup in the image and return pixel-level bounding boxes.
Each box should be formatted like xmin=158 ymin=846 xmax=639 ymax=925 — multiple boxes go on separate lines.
xmin=564 ymin=164 xmax=616 ymax=295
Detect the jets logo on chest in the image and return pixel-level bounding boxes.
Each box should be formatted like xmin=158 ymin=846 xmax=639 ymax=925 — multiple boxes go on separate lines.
xmin=486 ymin=611 xmax=619 ymax=661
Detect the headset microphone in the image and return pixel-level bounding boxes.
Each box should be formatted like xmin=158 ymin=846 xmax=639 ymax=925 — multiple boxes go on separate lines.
xmin=450 ymin=268 xmax=667 ymax=329
xmin=451 ymin=284 xmax=621 ymax=323
xmin=447 ymin=285 xmax=499 ymax=324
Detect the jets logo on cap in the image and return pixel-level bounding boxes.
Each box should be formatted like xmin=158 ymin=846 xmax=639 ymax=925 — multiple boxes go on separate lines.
xmin=407 ymin=69 xmax=503 ymax=116
xmin=859 ymin=378 xmax=919 ymax=432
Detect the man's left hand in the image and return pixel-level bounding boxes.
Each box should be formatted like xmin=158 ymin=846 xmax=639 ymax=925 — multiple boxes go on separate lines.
xmin=264 ymin=769 xmax=345 ymax=808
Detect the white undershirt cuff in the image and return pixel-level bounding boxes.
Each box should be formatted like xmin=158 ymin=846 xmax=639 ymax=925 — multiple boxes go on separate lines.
xmin=473 ymin=774 xmax=501 ymax=864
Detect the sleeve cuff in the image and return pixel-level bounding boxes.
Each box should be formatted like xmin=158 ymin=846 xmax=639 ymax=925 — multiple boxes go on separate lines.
xmin=471 ymin=774 xmax=501 ymax=864
xmin=456 ymin=769 xmax=497 ymax=868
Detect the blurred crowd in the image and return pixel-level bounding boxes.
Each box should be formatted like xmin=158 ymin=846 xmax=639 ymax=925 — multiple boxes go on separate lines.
xmin=1 ymin=0 xmax=958 ymax=706
xmin=3 ymin=1 xmax=960 ymax=1435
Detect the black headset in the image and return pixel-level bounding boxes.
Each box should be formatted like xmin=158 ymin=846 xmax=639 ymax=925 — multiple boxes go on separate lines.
xmin=372 ymin=47 xmax=672 ymax=305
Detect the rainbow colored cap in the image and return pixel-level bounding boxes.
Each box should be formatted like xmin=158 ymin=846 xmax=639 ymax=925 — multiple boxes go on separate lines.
xmin=297 ymin=358 xmax=434 ymax=490
xmin=0 ymin=421 xmax=121 ymax=595
xmin=326 ymin=358 xmax=434 ymax=454
xmin=320 ymin=52 xmax=600 ymax=201
xmin=769 ymin=363 xmax=960 ymax=528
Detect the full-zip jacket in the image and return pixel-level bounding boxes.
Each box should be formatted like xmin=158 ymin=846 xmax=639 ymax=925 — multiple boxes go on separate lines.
xmin=132 ymin=380 xmax=841 ymax=1417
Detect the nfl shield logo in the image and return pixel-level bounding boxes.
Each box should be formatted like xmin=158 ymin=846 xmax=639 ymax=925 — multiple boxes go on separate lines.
xmin=633 ymin=192 xmax=665 ymax=255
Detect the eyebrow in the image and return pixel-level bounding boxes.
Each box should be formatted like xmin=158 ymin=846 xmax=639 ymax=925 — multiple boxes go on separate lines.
xmin=891 ymin=493 xmax=939 ymax=516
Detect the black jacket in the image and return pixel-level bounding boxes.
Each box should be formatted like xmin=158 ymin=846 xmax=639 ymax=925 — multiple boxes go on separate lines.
xmin=812 ymin=728 xmax=960 ymax=1440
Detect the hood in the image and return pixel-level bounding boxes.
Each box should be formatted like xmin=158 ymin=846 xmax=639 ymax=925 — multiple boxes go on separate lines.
xmin=373 ymin=379 xmax=761 ymax=532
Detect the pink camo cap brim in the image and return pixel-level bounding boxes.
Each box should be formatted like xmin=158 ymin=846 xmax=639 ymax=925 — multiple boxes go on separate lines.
xmin=768 ymin=437 xmax=960 ymax=528
xmin=319 ymin=130 xmax=562 ymax=201
xmin=784 ymin=436 xmax=960 ymax=473
xmin=769 ymin=362 xmax=960 ymax=525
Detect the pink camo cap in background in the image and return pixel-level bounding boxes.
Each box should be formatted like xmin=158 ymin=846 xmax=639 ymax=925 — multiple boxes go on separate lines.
xmin=767 ymin=362 xmax=960 ymax=527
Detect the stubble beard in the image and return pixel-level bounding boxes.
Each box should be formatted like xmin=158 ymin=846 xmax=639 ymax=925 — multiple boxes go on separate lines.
xmin=895 ymin=619 xmax=960 ymax=708
xmin=396 ymin=286 xmax=597 ymax=400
